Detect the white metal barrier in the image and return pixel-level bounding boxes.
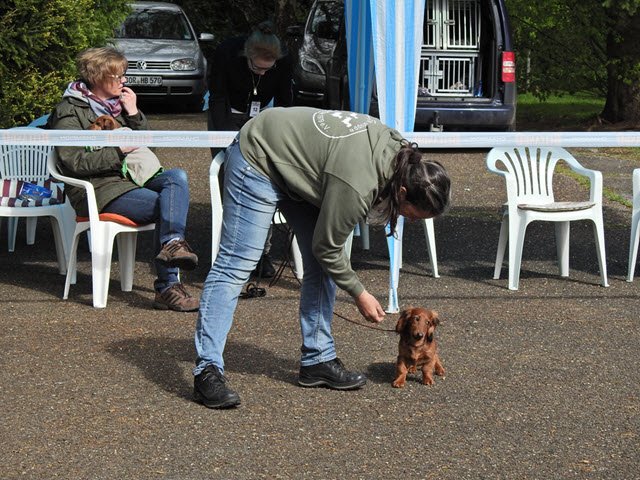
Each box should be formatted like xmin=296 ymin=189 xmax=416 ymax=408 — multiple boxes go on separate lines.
xmin=2 ymin=129 xmax=640 ymax=149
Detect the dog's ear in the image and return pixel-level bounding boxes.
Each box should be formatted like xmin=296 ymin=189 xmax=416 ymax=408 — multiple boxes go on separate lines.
xmin=430 ymin=310 xmax=440 ymax=327
xmin=426 ymin=310 xmax=440 ymax=342
xmin=396 ymin=309 xmax=410 ymax=334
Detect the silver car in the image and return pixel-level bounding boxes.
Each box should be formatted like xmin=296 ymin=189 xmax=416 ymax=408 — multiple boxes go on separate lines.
xmin=112 ymin=2 xmax=214 ymax=110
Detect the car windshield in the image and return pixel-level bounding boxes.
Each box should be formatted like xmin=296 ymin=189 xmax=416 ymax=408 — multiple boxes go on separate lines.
xmin=114 ymin=9 xmax=194 ymax=40
xmin=308 ymin=2 xmax=343 ymax=40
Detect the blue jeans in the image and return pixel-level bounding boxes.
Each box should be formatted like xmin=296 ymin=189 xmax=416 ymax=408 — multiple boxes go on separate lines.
xmin=194 ymin=141 xmax=337 ymax=375
xmin=102 ymin=168 xmax=190 ymax=292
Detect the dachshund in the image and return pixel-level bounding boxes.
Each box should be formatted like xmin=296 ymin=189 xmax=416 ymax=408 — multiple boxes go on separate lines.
xmin=87 ymin=115 xmax=120 ymax=130
xmin=392 ymin=307 xmax=445 ymax=388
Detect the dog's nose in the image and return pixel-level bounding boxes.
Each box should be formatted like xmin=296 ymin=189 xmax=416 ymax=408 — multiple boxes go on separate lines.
xmin=414 ymin=332 xmax=424 ymax=340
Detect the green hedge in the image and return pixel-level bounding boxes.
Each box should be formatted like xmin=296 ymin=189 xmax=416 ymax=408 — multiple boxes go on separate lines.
xmin=0 ymin=0 xmax=130 ymax=128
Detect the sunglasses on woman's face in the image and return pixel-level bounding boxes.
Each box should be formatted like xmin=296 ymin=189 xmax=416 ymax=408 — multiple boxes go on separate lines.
xmin=248 ymin=57 xmax=275 ymax=74
xmin=108 ymin=73 xmax=128 ymax=83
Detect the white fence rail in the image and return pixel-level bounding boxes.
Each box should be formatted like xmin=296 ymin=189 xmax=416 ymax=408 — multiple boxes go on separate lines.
xmin=1 ymin=129 xmax=640 ymax=149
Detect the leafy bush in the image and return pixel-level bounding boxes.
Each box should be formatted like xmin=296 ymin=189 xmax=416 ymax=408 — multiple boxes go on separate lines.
xmin=0 ymin=0 xmax=130 ymax=128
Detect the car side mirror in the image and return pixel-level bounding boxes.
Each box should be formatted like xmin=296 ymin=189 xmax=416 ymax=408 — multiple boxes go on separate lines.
xmin=198 ymin=33 xmax=215 ymax=41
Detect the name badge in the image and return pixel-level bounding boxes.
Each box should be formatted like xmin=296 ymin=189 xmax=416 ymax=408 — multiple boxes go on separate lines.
xmin=249 ymin=101 xmax=261 ymax=117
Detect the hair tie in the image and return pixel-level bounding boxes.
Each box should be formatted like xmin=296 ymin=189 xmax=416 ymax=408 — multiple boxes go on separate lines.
xmin=400 ymin=138 xmax=419 ymax=150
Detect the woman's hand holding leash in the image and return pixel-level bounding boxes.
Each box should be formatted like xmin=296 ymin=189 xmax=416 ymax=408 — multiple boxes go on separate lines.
xmin=355 ymin=290 xmax=385 ymax=323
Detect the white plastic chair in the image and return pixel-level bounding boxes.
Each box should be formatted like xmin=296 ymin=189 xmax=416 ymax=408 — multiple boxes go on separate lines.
xmin=48 ymin=151 xmax=155 ymax=308
xmin=0 ymin=144 xmax=74 ymax=273
xmin=486 ymin=146 xmax=608 ymax=290
xmin=209 ymin=150 xmax=303 ymax=280
xmin=627 ymin=168 xmax=640 ymax=282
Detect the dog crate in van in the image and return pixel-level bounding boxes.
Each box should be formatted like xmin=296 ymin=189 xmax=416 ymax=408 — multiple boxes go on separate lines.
xmin=422 ymin=0 xmax=480 ymax=97
xmin=415 ymin=0 xmax=516 ymax=130
xmin=322 ymin=0 xmax=516 ymax=130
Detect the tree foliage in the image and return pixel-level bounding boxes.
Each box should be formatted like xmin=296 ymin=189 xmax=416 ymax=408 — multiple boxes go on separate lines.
xmin=507 ymin=0 xmax=640 ymax=122
xmin=0 ymin=0 xmax=130 ymax=128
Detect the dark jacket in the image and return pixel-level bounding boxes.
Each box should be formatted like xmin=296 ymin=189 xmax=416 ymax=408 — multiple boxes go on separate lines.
xmin=46 ymin=97 xmax=148 ymax=216
xmin=207 ymin=35 xmax=293 ymax=131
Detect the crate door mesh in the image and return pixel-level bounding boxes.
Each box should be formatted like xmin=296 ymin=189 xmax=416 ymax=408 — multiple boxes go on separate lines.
xmin=424 ymin=0 xmax=440 ymax=49
xmin=423 ymin=0 xmax=480 ymax=50
xmin=421 ymin=0 xmax=480 ymax=96
xmin=421 ymin=53 xmax=476 ymax=96
xmin=444 ymin=0 xmax=480 ymax=49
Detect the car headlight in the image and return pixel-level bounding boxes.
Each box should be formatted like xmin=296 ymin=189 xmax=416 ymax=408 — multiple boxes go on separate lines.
xmin=300 ymin=53 xmax=325 ymax=75
xmin=171 ymin=58 xmax=197 ymax=71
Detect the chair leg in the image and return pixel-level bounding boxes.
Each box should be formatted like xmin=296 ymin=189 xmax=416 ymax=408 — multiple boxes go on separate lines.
xmin=49 ymin=216 xmax=67 ymax=275
xmin=90 ymin=231 xmax=114 ymax=308
xmin=493 ymin=214 xmax=508 ymax=280
xmin=8 ymin=217 xmax=18 ymax=252
xmin=555 ymin=221 xmax=570 ymax=277
xmin=508 ymin=218 xmax=527 ymax=290
xmin=359 ymin=221 xmax=370 ymax=250
xmin=345 ymin=230 xmax=354 ymax=260
xmin=422 ymin=218 xmax=439 ymax=278
xmin=627 ymin=210 xmax=640 ymax=282
xmin=290 ymin=235 xmax=303 ymax=281
xmin=26 ymin=217 xmax=37 ymax=245
xmin=116 ymin=232 xmax=138 ymax=292
xmin=592 ymin=216 xmax=609 ymax=287
xmin=64 ymin=231 xmax=83 ymax=299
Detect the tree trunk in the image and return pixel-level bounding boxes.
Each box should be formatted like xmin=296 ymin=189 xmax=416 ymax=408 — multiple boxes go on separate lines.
xmin=601 ymin=8 xmax=640 ymax=123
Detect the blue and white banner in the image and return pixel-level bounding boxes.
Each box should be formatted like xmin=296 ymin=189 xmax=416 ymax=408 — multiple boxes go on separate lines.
xmin=369 ymin=0 xmax=426 ymax=132
xmin=345 ymin=0 xmax=375 ymax=114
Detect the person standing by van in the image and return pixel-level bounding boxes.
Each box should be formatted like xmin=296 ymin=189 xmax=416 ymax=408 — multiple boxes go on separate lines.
xmin=207 ymin=21 xmax=293 ymax=278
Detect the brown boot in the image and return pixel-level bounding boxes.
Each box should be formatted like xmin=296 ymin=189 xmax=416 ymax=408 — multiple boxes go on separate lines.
xmin=155 ymin=239 xmax=198 ymax=270
xmin=153 ymin=283 xmax=199 ymax=312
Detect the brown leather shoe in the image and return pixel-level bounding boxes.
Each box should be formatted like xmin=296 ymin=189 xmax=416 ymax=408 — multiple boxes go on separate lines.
xmin=155 ymin=239 xmax=198 ymax=271
xmin=153 ymin=283 xmax=199 ymax=312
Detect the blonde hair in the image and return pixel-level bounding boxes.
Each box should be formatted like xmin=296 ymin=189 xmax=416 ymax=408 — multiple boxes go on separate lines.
xmin=244 ymin=21 xmax=283 ymax=61
xmin=76 ymin=47 xmax=128 ymax=88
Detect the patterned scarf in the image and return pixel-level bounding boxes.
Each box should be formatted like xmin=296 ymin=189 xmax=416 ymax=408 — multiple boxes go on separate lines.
xmin=63 ymin=81 xmax=123 ymax=117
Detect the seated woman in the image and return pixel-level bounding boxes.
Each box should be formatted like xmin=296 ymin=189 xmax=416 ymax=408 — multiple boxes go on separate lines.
xmin=47 ymin=46 xmax=199 ymax=312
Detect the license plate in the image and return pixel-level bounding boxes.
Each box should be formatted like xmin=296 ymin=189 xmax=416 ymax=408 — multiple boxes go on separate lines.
xmin=126 ymin=76 xmax=163 ymax=86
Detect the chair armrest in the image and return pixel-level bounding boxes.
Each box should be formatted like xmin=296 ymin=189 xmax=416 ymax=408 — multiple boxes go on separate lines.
xmin=563 ymin=158 xmax=603 ymax=204
xmin=47 ymin=151 xmax=101 ymax=219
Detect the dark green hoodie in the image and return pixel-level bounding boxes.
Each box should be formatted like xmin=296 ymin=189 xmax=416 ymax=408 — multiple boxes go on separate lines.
xmin=240 ymin=107 xmax=404 ymax=297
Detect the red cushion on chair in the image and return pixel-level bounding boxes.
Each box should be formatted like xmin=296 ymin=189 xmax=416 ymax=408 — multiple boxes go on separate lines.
xmin=75 ymin=213 xmax=146 ymax=227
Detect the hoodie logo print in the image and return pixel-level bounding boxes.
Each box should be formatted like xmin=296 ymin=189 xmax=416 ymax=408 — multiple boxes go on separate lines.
xmin=313 ymin=110 xmax=378 ymax=138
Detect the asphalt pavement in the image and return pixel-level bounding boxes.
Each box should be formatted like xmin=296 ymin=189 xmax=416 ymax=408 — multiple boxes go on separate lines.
xmin=1 ymin=112 xmax=639 ymax=479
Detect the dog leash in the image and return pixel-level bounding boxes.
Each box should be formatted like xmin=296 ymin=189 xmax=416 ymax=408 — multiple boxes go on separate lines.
xmin=333 ymin=311 xmax=396 ymax=333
